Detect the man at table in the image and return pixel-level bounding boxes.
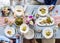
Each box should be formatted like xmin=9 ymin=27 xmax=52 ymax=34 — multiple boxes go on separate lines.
xmin=31 ymin=0 xmax=57 ymax=5
xmin=30 ymin=0 xmax=57 ymax=11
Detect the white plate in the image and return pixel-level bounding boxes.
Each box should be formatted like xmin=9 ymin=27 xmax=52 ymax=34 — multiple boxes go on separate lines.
xmin=4 ymin=26 xmax=15 ymax=37
xmin=35 ymin=17 xmax=54 ymax=26
xmin=42 ymin=28 xmax=53 ymax=39
xmin=38 ymin=6 xmax=48 ymax=16
xmin=14 ymin=5 xmax=24 ymax=16
xmin=20 ymin=23 xmax=29 ymax=33
xmin=24 ymin=29 xmax=34 ymax=39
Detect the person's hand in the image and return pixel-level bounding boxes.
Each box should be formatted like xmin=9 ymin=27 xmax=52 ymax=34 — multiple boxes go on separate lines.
xmin=49 ymin=5 xmax=54 ymax=11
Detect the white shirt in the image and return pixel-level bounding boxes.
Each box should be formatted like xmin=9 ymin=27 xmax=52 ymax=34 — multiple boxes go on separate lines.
xmin=37 ymin=0 xmax=44 ymax=3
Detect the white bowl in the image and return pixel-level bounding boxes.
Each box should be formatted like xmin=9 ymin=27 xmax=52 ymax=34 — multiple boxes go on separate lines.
xmin=20 ymin=23 xmax=29 ymax=34
xmin=35 ymin=17 xmax=54 ymax=26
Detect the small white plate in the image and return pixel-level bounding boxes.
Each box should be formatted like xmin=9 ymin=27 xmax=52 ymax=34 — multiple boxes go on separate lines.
xmin=42 ymin=28 xmax=53 ymax=39
xmin=38 ymin=6 xmax=48 ymax=16
xmin=20 ymin=23 xmax=29 ymax=34
xmin=4 ymin=26 xmax=15 ymax=37
xmin=24 ymin=29 xmax=34 ymax=39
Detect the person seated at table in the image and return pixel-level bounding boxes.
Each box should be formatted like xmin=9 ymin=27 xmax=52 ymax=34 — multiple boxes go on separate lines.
xmin=32 ymin=0 xmax=57 ymax=5
xmin=31 ymin=0 xmax=57 ymax=11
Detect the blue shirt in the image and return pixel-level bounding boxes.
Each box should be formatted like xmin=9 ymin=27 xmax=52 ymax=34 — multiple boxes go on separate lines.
xmin=37 ymin=0 xmax=57 ymax=5
xmin=44 ymin=0 xmax=57 ymax=5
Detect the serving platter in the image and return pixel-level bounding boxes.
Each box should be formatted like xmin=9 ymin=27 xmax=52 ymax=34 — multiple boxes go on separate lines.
xmin=20 ymin=23 xmax=29 ymax=34
xmin=35 ymin=17 xmax=54 ymax=26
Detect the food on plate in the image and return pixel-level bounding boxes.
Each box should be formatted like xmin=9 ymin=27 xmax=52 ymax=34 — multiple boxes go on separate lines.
xmin=46 ymin=17 xmax=52 ymax=23
xmin=39 ymin=17 xmax=52 ymax=24
xmin=1 ymin=6 xmax=11 ymax=16
xmin=16 ymin=10 xmax=22 ymax=12
xmin=36 ymin=17 xmax=54 ymax=26
xmin=45 ymin=31 xmax=51 ymax=36
xmin=22 ymin=26 xmax=26 ymax=31
xmin=5 ymin=27 xmax=15 ymax=37
xmin=15 ymin=18 xmax=23 ymax=26
xmin=4 ymin=18 xmax=8 ymax=23
xmin=7 ymin=30 xmax=12 ymax=35
xmin=40 ymin=8 xmax=46 ymax=14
